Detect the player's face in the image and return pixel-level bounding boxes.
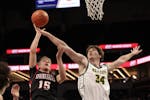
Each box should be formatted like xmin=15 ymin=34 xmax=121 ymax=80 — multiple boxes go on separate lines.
xmin=87 ymin=48 xmax=101 ymax=60
xmin=39 ymin=57 xmax=51 ymax=72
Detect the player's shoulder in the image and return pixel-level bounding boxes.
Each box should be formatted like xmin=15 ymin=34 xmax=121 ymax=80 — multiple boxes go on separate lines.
xmin=100 ymin=63 xmax=106 ymax=66
xmin=100 ymin=63 xmax=109 ymax=68
xmin=0 ymin=95 xmax=3 ymax=100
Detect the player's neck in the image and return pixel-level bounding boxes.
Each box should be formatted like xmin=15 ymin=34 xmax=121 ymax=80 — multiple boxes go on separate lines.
xmin=89 ymin=59 xmax=100 ymax=67
xmin=39 ymin=69 xmax=50 ymax=73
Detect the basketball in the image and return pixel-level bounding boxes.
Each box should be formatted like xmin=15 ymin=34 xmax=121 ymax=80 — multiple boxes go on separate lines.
xmin=31 ymin=9 xmax=49 ymax=27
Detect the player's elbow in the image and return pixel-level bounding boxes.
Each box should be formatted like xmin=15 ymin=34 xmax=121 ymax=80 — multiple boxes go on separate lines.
xmin=30 ymin=47 xmax=37 ymax=53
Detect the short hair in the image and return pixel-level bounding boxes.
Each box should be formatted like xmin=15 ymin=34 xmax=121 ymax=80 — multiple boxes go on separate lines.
xmin=38 ymin=56 xmax=51 ymax=64
xmin=0 ymin=61 xmax=10 ymax=90
xmin=86 ymin=45 xmax=104 ymax=59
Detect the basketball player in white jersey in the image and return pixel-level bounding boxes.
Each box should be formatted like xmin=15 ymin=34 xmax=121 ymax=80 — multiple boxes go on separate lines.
xmin=34 ymin=26 xmax=142 ymax=100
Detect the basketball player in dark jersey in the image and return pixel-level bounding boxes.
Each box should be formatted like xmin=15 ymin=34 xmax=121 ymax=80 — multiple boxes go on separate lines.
xmin=34 ymin=25 xmax=142 ymax=100
xmin=29 ymin=24 xmax=66 ymax=100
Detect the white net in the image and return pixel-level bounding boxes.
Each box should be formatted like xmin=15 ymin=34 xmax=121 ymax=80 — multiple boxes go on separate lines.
xmin=85 ymin=0 xmax=105 ymax=20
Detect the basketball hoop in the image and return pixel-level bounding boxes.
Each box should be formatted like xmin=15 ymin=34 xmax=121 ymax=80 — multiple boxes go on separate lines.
xmin=85 ymin=0 xmax=105 ymax=20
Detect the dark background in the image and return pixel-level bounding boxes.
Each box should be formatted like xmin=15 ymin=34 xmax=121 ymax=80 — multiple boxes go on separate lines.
xmin=0 ymin=0 xmax=150 ymax=100
xmin=0 ymin=0 xmax=150 ymax=63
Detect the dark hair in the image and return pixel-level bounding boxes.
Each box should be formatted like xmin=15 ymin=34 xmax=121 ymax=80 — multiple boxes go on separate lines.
xmin=38 ymin=56 xmax=51 ymax=63
xmin=0 ymin=61 xmax=10 ymax=90
xmin=38 ymin=56 xmax=52 ymax=65
xmin=86 ymin=45 xmax=104 ymax=59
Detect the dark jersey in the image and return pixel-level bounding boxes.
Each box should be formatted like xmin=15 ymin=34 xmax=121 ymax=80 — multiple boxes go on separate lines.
xmin=30 ymin=66 xmax=58 ymax=100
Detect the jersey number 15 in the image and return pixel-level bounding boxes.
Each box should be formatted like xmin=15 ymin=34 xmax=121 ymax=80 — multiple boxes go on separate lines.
xmin=39 ymin=80 xmax=51 ymax=90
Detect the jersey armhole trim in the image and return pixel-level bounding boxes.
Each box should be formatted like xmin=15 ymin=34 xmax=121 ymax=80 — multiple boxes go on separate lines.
xmin=79 ymin=62 xmax=89 ymax=76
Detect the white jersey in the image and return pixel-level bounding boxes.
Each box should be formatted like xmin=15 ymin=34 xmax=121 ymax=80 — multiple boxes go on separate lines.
xmin=78 ymin=63 xmax=110 ymax=100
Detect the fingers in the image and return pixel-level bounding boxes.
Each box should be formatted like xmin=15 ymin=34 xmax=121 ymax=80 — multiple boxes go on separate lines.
xmin=135 ymin=45 xmax=140 ymax=50
xmin=33 ymin=24 xmax=39 ymax=33
xmin=131 ymin=45 xmax=142 ymax=55
xmin=137 ymin=45 xmax=140 ymax=49
xmin=56 ymin=46 xmax=65 ymax=58
xmin=33 ymin=24 xmax=36 ymax=29
xmin=12 ymin=84 xmax=20 ymax=90
xmin=58 ymin=45 xmax=65 ymax=52
xmin=133 ymin=45 xmax=141 ymax=50
xmin=57 ymin=47 xmax=64 ymax=54
xmin=33 ymin=23 xmax=45 ymax=30
xmin=42 ymin=28 xmax=46 ymax=31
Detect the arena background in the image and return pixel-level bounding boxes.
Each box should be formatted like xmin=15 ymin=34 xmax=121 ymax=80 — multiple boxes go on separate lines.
xmin=0 ymin=0 xmax=150 ymax=100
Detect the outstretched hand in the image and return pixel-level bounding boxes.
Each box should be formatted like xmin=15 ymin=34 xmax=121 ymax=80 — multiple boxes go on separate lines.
xmin=56 ymin=46 xmax=65 ymax=59
xmin=33 ymin=24 xmax=45 ymax=35
xmin=11 ymin=84 xmax=20 ymax=98
xmin=131 ymin=46 xmax=142 ymax=55
xmin=33 ymin=24 xmax=52 ymax=37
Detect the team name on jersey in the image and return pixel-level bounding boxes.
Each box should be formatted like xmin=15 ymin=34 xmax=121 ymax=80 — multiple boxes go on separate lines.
xmin=35 ymin=73 xmax=56 ymax=82
xmin=92 ymin=68 xmax=107 ymax=74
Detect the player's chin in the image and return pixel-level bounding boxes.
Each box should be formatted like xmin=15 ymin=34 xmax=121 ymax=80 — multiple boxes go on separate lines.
xmin=88 ymin=57 xmax=94 ymax=60
xmin=43 ymin=68 xmax=49 ymax=72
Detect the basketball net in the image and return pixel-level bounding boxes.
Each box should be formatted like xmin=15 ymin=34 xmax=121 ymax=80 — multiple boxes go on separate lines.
xmin=85 ymin=0 xmax=105 ymax=20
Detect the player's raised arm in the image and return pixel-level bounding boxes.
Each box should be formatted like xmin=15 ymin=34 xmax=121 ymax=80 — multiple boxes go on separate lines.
xmin=107 ymin=46 xmax=142 ymax=71
xmin=29 ymin=24 xmax=42 ymax=68
xmin=56 ymin=46 xmax=67 ymax=84
xmin=35 ymin=26 xmax=88 ymax=67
